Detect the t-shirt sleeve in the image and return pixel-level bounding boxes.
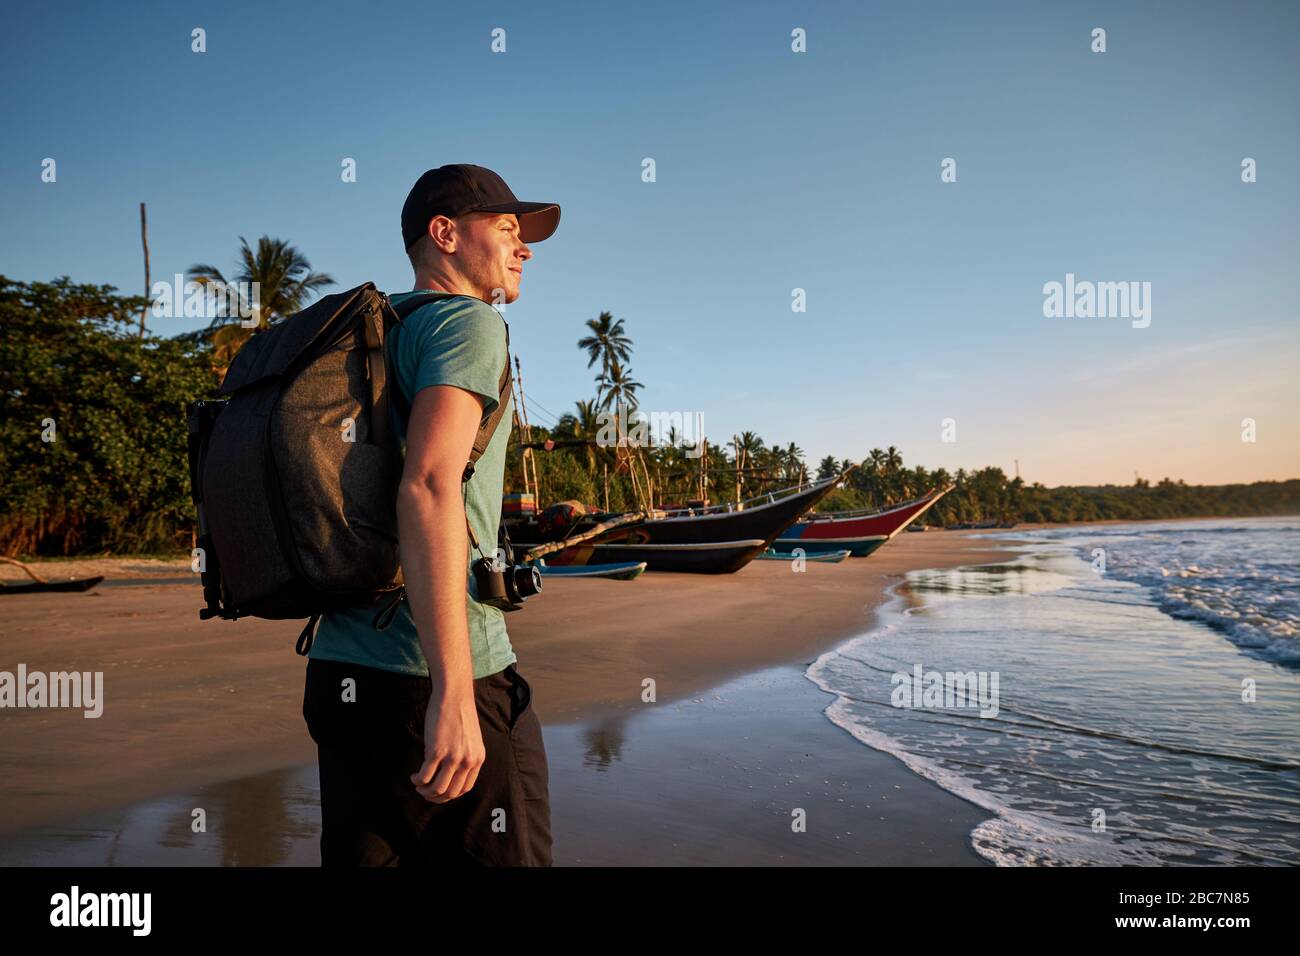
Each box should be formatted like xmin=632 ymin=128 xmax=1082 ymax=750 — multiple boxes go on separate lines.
xmin=404 ymin=298 xmax=507 ymax=420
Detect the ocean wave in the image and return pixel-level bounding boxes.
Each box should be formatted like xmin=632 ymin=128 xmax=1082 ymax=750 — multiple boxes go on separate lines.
xmin=806 ymin=523 xmax=1300 ymax=866
xmin=1017 ymin=518 xmax=1300 ymax=670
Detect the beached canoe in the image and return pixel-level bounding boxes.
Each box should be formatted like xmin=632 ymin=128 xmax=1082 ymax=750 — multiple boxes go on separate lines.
xmin=509 ymin=470 xmax=852 ymax=574
xmin=772 ymin=486 xmax=951 ymax=557
xmin=0 ymin=575 xmax=104 ymax=594
xmin=754 ymin=548 xmax=852 ymax=563
xmin=536 ymin=560 xmax=647 ymax=580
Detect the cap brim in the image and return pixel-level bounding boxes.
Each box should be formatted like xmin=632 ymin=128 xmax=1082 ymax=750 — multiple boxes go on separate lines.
xmin=473 ymin=201 xmax=560 ymax=243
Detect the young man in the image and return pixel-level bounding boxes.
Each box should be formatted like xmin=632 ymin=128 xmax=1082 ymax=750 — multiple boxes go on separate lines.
xmin=302 ymin=164 xmax=560 ymax=866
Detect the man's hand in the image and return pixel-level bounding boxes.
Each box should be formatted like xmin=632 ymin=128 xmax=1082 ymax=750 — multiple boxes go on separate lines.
xmin=397 ymin=382 xmax=490 ymax=804
xmin=410 ymin=674 xmax=486 ymax=802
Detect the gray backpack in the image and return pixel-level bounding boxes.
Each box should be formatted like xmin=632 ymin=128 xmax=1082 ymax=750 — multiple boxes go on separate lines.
xmin=185 ymin=282 xmax=511 ymax=654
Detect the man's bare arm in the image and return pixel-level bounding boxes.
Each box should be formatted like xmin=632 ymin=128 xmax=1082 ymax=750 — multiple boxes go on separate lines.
xmin=397 ymin=383 xmax=489 ymax=804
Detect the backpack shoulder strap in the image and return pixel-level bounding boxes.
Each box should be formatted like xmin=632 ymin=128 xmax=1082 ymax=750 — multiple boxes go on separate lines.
xmin=464 ymin=321 xmax=512 ymax=481
xmin=384 ymin=291 xmax=513 ymax=483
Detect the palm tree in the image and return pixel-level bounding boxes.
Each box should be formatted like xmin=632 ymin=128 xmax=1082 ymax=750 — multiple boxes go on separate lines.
xmin=781 ymin=441 xmax=805 ymax=482
xmin=736 ymin=432 xmax=764 ymax=461
xmin=555 ymin=399 xmax=602 ymax=471
xmin=595 ymin=359 xmax=643 ymax=412
xmin=731 ymin=431 xmax=766 ymax=498
xmin=188 ymin=236 xmax=334 ymax=380
xmin=861 ymin=448 xmax=887 ymax=508
xmin=577 ymin=312 xmax=632 ymax=378
xmin=883 ymin=446 xmax=905 ymax=504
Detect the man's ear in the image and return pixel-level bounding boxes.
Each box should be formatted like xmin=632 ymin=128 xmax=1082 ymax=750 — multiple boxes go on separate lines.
xmin=427 ymin=215 xmax=458 ymax=254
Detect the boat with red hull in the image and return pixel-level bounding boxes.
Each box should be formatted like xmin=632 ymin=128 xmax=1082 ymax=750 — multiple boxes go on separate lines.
xmin=772 ymin=486 xmax=951 ymax=557
xmin=508 ymin=471 xmax=850 ymax=574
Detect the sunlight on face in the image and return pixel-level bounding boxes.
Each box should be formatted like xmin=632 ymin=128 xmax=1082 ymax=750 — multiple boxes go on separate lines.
xmin=458 ymin=212 xmax=530 ymax=305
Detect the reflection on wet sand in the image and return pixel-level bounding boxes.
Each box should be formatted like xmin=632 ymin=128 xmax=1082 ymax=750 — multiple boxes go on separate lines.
xmin=0 ymin=767 xmax=322 ymax=866
xmin=902 ymin=557 xmax=1071 ymax=600
xmin=579 ymin=720 xmax=627 ymax=771
xmin=0 ymin=663 xmax=993 ymax=867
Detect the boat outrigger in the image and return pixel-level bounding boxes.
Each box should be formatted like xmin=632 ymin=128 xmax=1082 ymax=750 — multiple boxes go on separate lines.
xmin=755 ymin=548 xmax=852 ymax=563
xmin=771 ymin=486 xmax=952 ymax=557
xmin=0 ymin=556 xmax=104 ymax=594
xmin=535 ymin=559 xmax=647 ymax=580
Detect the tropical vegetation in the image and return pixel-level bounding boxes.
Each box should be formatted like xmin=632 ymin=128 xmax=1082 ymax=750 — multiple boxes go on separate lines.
xmin=2 ymin=271 xmax=1296 ymax=557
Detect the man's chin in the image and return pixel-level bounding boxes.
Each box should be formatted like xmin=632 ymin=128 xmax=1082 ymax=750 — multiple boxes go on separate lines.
xmin=486 ymin=285 xmax=520 ymax=305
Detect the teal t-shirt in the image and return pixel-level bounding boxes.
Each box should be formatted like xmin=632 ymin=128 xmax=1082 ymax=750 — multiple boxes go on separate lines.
xmin=308 ymin=291 xmax=517 ymax=679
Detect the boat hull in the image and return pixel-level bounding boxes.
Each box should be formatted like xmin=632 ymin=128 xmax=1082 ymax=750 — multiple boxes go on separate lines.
xmin=511 ymin=474 xmax=845 ymax=573
xmin=773 ymin=488 xmax=949 ymax=557
xmin=773 ymin=536 xmax=888 ymax=557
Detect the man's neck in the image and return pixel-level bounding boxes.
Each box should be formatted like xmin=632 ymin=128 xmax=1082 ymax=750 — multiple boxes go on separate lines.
xmin=412 ymin=274 xmax=479 ymax=299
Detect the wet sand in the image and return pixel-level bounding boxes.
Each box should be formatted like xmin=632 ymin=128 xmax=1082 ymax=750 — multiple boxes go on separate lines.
xmin=0 ymin=532 xmax=1013 ymax=863
xmin=0 ymin=663 xmax=991 ymax=866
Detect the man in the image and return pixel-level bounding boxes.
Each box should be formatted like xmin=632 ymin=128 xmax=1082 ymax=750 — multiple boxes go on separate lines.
xmin=301 ymin=164 xmax=561 ymax=866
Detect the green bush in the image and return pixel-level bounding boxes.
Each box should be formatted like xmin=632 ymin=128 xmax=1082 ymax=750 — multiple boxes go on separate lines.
xmin=0 ymin=276 xmax=217 ymax=556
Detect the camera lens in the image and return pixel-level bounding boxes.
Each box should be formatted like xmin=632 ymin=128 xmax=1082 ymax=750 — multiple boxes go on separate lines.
xmin=513 ymin=564 xmax=542 ymax=599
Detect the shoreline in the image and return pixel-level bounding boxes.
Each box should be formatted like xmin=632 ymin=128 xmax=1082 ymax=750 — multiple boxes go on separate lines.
xmin=0 ymin=532 xmax=1016 ymax=847
xmin=3 ymin=511 xmax=1289 ymax=569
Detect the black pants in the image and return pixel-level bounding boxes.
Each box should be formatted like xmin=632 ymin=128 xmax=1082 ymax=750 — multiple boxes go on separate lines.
xmin=303 ymin=658 xmax=552 ymax=866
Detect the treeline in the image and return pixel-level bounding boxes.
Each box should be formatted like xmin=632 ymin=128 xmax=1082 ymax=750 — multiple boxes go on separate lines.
xmin=2 ymin=276 xmax=1295 ymax=558
xmin=810 ymin=454 xmax=1300 ymax=525
xmin=0 ymin=277 xmax=214 ymax=556
xmin=509 ymin=432 xmax=1300 ymax=526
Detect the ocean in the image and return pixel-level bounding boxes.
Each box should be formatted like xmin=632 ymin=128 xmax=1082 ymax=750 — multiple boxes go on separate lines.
xmin=806 ymin=516 xmax=1300 ymax=866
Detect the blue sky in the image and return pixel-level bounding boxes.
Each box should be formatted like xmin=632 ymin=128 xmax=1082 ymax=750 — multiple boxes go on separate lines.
xmin=3 ymin=0 xmax=1296 ymax=485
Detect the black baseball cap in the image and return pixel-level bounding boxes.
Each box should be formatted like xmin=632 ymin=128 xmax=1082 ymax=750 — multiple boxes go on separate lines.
xmin=402 ymin=164 xmax=560 ymax=249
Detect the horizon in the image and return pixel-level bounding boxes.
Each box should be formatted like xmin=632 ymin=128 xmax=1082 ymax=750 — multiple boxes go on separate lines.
xmin=2 ymin=0 xmax=1296 ymax=486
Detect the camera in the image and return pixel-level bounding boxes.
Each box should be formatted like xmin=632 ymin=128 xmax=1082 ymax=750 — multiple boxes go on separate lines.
xmin=473 ymin=555 xmax=542 ymax=611
xmin=472 ymin=524 xmax=541 ymax=612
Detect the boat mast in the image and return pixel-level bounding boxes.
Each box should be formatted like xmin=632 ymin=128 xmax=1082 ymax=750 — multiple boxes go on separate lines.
xmin=512 ymin=355 xmax=540 ymax=504
xmin=700 ymin=437 xmax=708 ymax=506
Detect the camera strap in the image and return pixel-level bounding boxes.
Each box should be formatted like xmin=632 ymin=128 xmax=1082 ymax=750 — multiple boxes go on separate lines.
xmin=464 ymin=485 xmax=490 ymax=561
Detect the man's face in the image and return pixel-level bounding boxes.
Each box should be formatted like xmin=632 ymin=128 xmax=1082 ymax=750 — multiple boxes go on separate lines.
xmin=455 ymin=212 xmax=531 ymax=305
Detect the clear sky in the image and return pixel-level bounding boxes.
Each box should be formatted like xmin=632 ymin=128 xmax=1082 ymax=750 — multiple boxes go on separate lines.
xmin=3 ymin=0 xmax=1296 ymax=486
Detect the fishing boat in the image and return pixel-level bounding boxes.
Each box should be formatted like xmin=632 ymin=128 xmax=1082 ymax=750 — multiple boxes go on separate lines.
xmin=508 ymin=470 xmax=851 ymax=574
xmin=754 ymin=548 xmax=852 ymax=563
xmin=535 ymin=559 xmax=647 ymax=580
xmin=772 ymin=486 xmax=951 ymax=557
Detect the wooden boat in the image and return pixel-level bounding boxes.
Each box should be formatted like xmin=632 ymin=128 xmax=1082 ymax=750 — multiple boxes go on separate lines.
xmin=754 ymin=548 xmax=851 ymax=563
xmin=0 ymin=557 xmax=103 ymax=594
xmin=772 ymin=486 xmax=951 ymax=557
xmin=509 ymin=470 xmax=851 ymax=574
xmin=536 ymin=559 xmax=647 ymax=580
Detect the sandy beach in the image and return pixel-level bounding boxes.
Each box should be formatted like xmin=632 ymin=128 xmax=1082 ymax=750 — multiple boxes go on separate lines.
xmin=0 ymin=532 xmax=1015 ymax=863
